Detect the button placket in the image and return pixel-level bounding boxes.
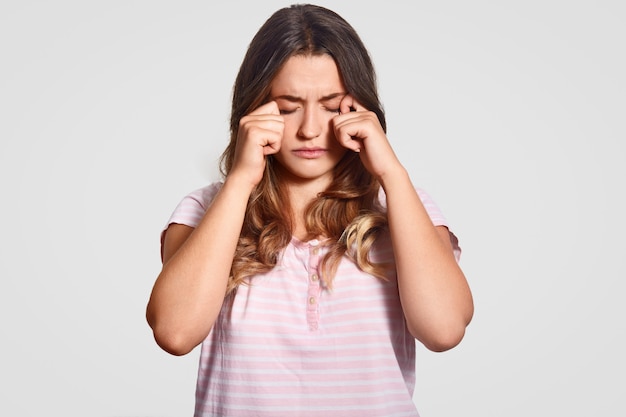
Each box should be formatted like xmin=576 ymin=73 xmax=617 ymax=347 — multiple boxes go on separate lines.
xmin=306 ymin=240 xmax=322 ymax=331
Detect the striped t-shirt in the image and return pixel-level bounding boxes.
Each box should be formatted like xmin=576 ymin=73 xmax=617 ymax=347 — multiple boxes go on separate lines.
xmin=163 ymin=182 xmax=460 ymax=417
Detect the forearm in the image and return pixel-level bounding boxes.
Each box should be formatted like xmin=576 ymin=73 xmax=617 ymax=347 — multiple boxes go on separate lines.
xmin=380 ymin=168 xmax=473 ymax=351
xmin=147 ymin=176 xmax=253 ymax=355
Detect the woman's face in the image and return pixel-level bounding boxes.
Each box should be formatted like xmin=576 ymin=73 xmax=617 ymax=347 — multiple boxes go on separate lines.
xmin=269 ymin=54 xmax=349 ymax=187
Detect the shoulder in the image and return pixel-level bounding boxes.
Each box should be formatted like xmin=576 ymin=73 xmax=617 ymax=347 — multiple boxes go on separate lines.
xmin=183 ymin=182 xmax=224 ymax=209
xmin=163 ymin=182 xmax=223 ymax=230
xmin=377 ymin=185 xmax=461 ymax=261
xmin=159 ymin=182 xmax=224 ymax=258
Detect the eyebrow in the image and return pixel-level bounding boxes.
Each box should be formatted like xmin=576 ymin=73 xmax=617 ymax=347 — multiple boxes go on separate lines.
xmin=271 ymin=92 xmax=346 ymax=103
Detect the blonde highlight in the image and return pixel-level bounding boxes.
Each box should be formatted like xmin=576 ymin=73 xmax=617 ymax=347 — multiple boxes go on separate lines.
xmin=222 ymin=5 xmax=390 ymax=294
xmin=226 ymin=153 xmax=389 ymax=294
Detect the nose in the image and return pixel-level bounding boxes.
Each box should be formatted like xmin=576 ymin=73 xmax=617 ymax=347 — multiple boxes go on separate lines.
xmin=297 ymin=107 xmax=322 ymax=139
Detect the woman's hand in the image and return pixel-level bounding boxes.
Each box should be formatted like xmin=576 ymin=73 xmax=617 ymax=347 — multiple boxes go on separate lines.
xmin=333 ymin=96 xmax=473 ymax=351
xmin=332 ymin=95 xmax=403 ymax=180
xmin=230 ymin=101 xmax=284 ymax=187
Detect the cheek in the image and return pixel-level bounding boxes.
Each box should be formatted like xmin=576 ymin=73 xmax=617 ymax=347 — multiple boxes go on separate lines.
xmin=323 ymin=116 xmax=338 ymax=138
xmin=282 ymin=118 xmax=299 ymax=137
xmin=325 ymin=120 xmax=341 ymax=144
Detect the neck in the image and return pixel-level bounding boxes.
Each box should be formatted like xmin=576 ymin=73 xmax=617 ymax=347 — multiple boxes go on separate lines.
xmin=283 ymin=181 xmax=331 ymax=242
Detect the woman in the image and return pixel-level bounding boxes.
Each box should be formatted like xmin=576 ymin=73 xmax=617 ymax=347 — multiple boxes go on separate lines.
xmin=147 ymin=4 xmax=473 ymax=416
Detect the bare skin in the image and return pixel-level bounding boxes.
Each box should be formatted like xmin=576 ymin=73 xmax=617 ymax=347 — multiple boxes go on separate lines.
xmin=146 ymin=54 xmax=473 ymax=355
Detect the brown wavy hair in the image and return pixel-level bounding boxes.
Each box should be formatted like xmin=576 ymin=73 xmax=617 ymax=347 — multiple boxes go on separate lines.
xmin=220 ymin=4 xmax=390 ymax=293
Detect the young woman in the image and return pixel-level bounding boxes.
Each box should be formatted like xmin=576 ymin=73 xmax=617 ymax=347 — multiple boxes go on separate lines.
xmin=147 ymin=4 xmax=473 ymax=416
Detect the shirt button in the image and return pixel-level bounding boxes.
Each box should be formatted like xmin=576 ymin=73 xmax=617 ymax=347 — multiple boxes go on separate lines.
xmin=312 ymin=248 xmax=319 ymax=255
xmin=311 ymin=274 xmax=318 ymax=281
xmin=309 ymin=297 xmax=316 ymax=305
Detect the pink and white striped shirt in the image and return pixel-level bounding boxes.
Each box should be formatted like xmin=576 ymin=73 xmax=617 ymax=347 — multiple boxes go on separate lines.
xmin=163 ymin=182 xmax=460 ymax=417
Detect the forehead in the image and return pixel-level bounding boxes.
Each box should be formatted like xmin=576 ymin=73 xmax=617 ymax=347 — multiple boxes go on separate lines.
xmin=271 ymin=54 xmax=345 ymax=96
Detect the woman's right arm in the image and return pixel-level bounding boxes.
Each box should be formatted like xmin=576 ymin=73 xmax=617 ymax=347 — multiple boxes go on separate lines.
xmin=146 ymin=177 xmax=254 ymax=356
xmin=146 ymin=101 xmax=284 ymax=356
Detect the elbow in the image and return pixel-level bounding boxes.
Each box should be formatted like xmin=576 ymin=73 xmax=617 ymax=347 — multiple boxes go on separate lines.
xmin=410 ymin=316 xmax=472 ymax=353
xmin=150 ymin=325 xmax=198 ymax=356
xmin=420 ymin=326 xmax=467 ymax=352
xmin=146 ymin=310 xmax=199 ymax=356
xmin=423 ymin=300 xmax=474 ymax=352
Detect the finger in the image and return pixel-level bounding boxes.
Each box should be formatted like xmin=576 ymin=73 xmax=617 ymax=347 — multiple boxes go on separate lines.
xmin=239 ymin=101 xmax=284 ymax=135
xmin=334 ymin=122 xmax=363 ymax=153
xmin=339 ymin=94 xmax=354 ymax=115
xmin=263 ymin=140 xmax=281 ymax=155
xmin=261 ymin=129 xmax=283 ymax=155
xmin=339 ymin=94 xmax=366 ymax=114
xmin=249 ymin=100 xmax=280 ymax=116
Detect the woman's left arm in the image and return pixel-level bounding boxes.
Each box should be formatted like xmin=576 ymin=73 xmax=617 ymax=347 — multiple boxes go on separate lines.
xmin=334 ymin=96 xmax=474 ymax=352
xmin=381 ymin=169 xmax=474 ymax=352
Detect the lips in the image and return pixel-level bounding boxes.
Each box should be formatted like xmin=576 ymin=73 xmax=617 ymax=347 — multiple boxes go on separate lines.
xmin=292 ymin=148 xmax=327 ymax=159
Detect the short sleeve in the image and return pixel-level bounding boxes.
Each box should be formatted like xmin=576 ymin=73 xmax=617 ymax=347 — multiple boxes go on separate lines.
xmin=378 ymin=187 xmax=461 ymax=261
xmin=160 ymin=182 xmax=223 ymax=255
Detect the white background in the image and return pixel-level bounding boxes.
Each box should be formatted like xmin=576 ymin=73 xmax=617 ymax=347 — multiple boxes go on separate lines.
xmin=1 ymin=1 xmax=624 ymax=416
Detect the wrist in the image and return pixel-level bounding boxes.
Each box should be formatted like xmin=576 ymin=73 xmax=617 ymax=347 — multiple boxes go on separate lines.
xmin=377 ymin=164 xmax=410 ymax=191
xmin=223 ymin=172 xmax=257 ymax=196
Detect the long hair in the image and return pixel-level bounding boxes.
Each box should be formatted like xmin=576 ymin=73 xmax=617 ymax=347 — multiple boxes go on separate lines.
xmin=220 ymin=4 xmax=390 ymax=293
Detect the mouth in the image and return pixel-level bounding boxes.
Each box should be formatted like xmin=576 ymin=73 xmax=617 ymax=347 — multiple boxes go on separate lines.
xmin=292 ymin=147 xmax=327 ymax=159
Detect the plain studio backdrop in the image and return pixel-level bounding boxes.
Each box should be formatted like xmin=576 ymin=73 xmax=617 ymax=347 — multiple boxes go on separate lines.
xmin=1 ymin=1 xmax=624 ymax=416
